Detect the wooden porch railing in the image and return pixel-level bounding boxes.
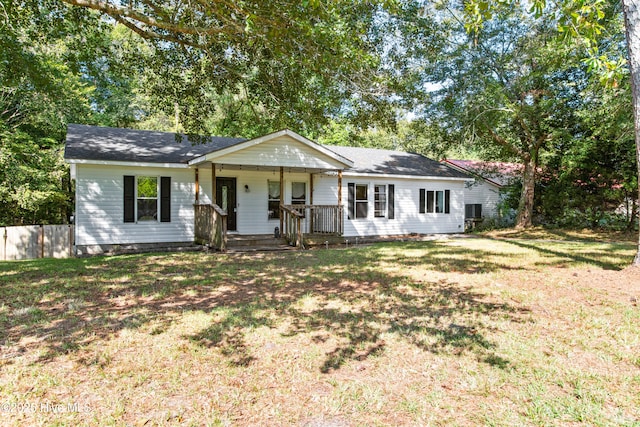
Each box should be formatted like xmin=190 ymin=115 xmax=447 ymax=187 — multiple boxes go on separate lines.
xmin=281 ymin=204 xmax=343 ymax=248
xmin=281 ymin=205 xmax=304 ymax=249
xmin=194 ymin=203 xmax=228 ymax=251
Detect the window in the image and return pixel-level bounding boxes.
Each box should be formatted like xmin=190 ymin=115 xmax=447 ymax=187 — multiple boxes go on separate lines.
xmin=137 ymin=176 xmax=158 ymax=221
xmin=465 ymin=204 xmax=482 ymax=219
xmin=374 ymin=185 xmax=387 ymax=217
xmin=348 ymin=183 xmax=369 ymax=220
xmin=355 ymin=184 xmax=368 ymax=218
xmin=291 ymin=182 xmax=306 ymax=205
xmin=420 ymin=189 xmax=450 ymax=214
xmin=268 ymin=180 xmax=280 ymax=219
xmin=427 ymin=191 xmax=435 ymax=213
xmin=435 ymin=190 xmax=444 ymax=213
xmin=124 ymin=176 xmax=170 ymax=223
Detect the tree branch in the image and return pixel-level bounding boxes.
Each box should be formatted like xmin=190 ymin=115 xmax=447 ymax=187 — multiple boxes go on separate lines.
xmin=485 ymin=126 xmax=526 ymax=158
xmin=59 ymin=0 xmax=241 ymax=36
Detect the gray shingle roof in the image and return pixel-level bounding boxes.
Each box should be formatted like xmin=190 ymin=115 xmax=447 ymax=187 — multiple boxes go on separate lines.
xmin=327 ymin=146 xmax=471 ymax=179
xmin=64 ymin=124 xmax=246 ymax=164
xmin=64 ymin=124 xmax=470 ymax=179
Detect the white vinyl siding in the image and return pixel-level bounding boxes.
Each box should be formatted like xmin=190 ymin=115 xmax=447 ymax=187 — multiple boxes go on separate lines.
xmin=464 ymin=180 xmax=501 ymax=218
xmin=196 ymin=167 xmax=311 ymax=235
xmin=74 ymin=164 xmax=194 ymax=246
xmin=211 ymin=136 xmax=346 ymax=170
xmin=75 ymin=164 xmax=466 ymax=246
xmin=313 ymin=174 xmax=465 ymax=237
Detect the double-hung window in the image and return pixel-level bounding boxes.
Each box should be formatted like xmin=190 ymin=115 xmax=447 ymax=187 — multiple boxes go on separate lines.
xmin=419 ymin=189 xmax=450 ymax=214
xmin=268 ymin=180 xmax=280 ymax=219
xmin=137 ymin=176 xmax=158 ymax=221
xmin=291 ymin=182 xmax=306 ymax=205
xmin=355 ymin=184 xmax=368 ymax=218
xmin=124 ymin=175 xmax=171 ymax=223
xmin=348 ymin=183 xmax=369 ymax=219
xmin=374 ymin=185 xmax=387 ymax=218
xmin=349 ymin=183 xmax=394 ymax=220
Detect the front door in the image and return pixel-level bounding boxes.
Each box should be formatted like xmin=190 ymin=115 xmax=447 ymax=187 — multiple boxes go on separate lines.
xmin=216 ymin=177 xmax=237 ymax=231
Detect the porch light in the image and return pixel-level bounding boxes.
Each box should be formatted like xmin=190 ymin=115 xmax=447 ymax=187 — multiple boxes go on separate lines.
xmin=244 ymin=184 xmax=250 ymax=193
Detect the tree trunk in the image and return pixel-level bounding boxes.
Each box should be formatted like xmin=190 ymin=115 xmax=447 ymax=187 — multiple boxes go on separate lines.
xmin=516 ymin=154 xmax=536 ymax=228
xmin=622 ymin=0 xmax=640 ymax=266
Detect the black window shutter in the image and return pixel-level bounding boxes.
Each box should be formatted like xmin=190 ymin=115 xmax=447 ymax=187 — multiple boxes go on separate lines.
xmin=476 ymin=204 xmax=482 ymax=218
xmin=465 ymin=204 xmax=473 ymax=218
xmin=445 ymin=190 xmax=450 ymax=214
xmin=419 ymin=189 xmax=425 ymax=214
xmin=388 ymin=184 xmax=395 ymax=219
xmin=160 ymin=176 xmax=171 ymax=222
xmin=124 ymin=175 xmax=135 ymax=223
xmin=348 ymin=183 xmax=355 ymax=220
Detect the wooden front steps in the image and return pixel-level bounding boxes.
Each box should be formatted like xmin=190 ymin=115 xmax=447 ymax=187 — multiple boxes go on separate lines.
xmin=225 ymin=234 xmax=293 ymax=252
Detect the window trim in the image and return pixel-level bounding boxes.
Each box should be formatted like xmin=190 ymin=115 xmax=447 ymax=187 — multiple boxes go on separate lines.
xmin=374 ymin=184 xmax=387 ymax=218
xmin=136 ymin=176 xmax=159 ymax=222
xmin=348 ymin=182 xmax=370 ymax=220
xmin=123 ymin=175 xmax=171 ymax=223
xmin=355 ymin=183 xmax=368 ymax=219
xmin=420 ymin=188 xmax=451 ymax=215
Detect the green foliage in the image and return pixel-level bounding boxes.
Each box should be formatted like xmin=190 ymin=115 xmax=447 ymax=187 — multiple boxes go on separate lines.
xmin=538 ymin=76 xmax=638 ymax=230
xmin=58 ymin=0 xmax=401 ymax=137
xmin=0 ymin=126 xmax=71 ymax=225
xmin=0 ymin=1 xmax=109 ymax=225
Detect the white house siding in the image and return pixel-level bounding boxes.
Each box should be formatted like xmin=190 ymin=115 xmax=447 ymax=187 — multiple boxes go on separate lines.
xmin=210 ymin=136 xmax=347 ymax=170
xmin=198 ymin=167 xmax=313 ymax=235
xmin=74 ymin=164 xmax=195 ymax=247
xmin=313 ymin=174 xmax=466 ymax=237
xmin=464 ymin=180 xmax=501 ymax=218
xmin=75 ymin=163 xmax=467 ymax=249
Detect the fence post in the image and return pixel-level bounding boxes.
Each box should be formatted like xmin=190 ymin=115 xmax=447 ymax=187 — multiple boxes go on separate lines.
xmin=39 ymin=225 xmax=44 ymax=259
xmin=69 ymin=224 xmax=74 ymax=258
xmin=2 ymin=227 xmax=6 ymax=261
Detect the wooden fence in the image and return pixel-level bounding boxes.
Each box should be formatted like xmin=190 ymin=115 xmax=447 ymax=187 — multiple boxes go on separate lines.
xmin=0 ymin=225 xmax=74 ymax=261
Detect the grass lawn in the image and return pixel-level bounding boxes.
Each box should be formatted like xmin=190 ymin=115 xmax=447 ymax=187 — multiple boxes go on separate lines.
xmin=0 ymin=234 xmax=639 ymax=426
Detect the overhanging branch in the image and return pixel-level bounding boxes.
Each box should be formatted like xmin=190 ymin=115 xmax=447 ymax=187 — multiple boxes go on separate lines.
xmin=59 ymin=0 xmax=241 ymax=36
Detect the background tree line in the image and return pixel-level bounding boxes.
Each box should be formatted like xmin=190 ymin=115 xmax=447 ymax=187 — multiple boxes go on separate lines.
xmin=1 ymin=0 xmax=636 ymax=237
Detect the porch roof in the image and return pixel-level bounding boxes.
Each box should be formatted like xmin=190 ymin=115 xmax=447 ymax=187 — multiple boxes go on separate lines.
xmin=188 ymin=129 xmax=354 ymax=170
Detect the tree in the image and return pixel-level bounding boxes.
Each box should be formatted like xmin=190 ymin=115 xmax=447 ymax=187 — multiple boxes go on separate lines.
xmin=621 ymin=0 xmax=640 ymax=264
xmin=56 ymin=0 xmax=399 ymax=136
xmin=0 ymin=1 xmax=145 ymax=224
xmin=0 ymin=1 xmax=101 ymax=224
xmin=463 ymin=0 xmax=639 ymax=264
xmin=396 ymin=2 xmax=586 ymax=228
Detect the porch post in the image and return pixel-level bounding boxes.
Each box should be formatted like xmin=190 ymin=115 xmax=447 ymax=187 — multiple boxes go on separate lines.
xmin=211 ymin=163 xmax=216 ymax=205
xmin=195 ymin=168 xmax=199 ymax=203
xmin=279 ymin=167 xmax=284 ymax=233
xmin=338 ymin=170 xmax=343 ymax=235
xmin=309 ymin=172 xmax=314 ymax=233
xmin=338 ymin=170 xmax=343 ymax=206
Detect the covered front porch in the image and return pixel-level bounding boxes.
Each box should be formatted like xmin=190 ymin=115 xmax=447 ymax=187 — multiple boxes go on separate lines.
xmin=189 ymin=130 xmax=352 ymax=250
xmin=194 ymin=200 xmax=345 ymax=251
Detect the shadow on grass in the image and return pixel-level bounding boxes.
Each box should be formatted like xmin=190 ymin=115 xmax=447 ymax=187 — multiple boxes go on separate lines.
xmin=491 ymin=238 xmax=628 ymax=271
xmin=0 ymin=240 xmax=543 ymax=371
